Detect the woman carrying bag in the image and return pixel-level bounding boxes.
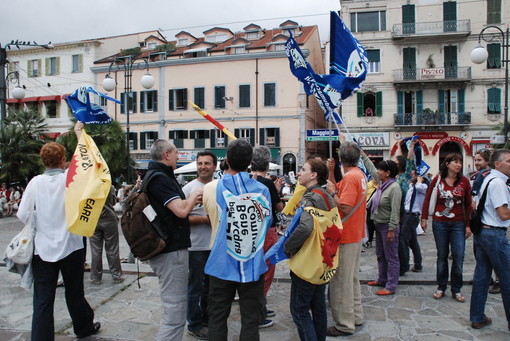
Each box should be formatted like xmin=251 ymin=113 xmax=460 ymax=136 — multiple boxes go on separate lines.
xmin=421 ymin=153 xmax=472 ymax=302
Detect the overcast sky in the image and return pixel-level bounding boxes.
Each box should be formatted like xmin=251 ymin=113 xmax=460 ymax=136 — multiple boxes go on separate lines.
xmin=1 ymin=0 xmax=341 ymax=47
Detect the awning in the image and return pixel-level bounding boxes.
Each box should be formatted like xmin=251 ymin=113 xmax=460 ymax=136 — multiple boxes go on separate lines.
xmin=184 ymin=47 xmax=208 ymax=54
xmin=6 ymin=98 xmax=22 ymax=104
xmin=21 ymin=96 xmax=41 ymax=103
xmin=46 ymin=132 xmax=61 ymax=139
xmin=39 ymin=95 xmax=61 ymax=103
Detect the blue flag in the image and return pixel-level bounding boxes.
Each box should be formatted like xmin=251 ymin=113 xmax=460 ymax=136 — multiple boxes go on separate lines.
xmin=265 ymin=206 xmax=304 ymax=265
xmin=328 ymin=11 xmax=368 ymax=101
xmin=285 ymin=35 xmax=342 ymax=123
xmin=65 ymin=86 xmax=120 ymax=124
xmin=402 ymin=136 xmax=430 ymax=176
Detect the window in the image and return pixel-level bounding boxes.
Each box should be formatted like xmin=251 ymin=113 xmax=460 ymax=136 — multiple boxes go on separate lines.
xmin=178 ymin=38 xmax=189 ymax=46
xmin=28 ymin=59 xmax=41 ymax=77
xmin=46 ymin=57 xmax=59 ymax=76
xmin=148 ymin=42 xmax=157 ymax=50
xmin=283 ymin=28 xmax=296 ymax=36
xmin=488 ymin=88 xmax=502 ymax=114
xmin=488 ymin=0 xmax=502 ymax=24
xmin=141 ymin=90 xmax=158 ymax=112
xmin=120 ymin=92 xmax=137 ymax=114
xmin=72 ymin=54 xmax=83 ymax=73
xmin=128 ymin=132 xmax=138 ymax=150
xmin=260 ymin=128 xmax=280 ymax=147
xmin=234 ymin=128 xmax=255 ymax=145
xmin=264 ymin=83 xmax=276 ymax=106
xmin=234 ymin=46 xmax=246 ymax=54
xmin=274 ymin=44 xmax=286 ymax=51
xmin=215 ymin=86 xmax=226 ymax=108
xmin=140 ymin=131 xmax=158 ymax=150
xmin=487 ymin=43 xmax=501 ymax=69
xmin=190 ymin=130 xmax=210 ymax=148
xmin=26 ymin=102 xmax=39 ymax=114
xmin=210 ymin=129 xmax=228 ymax=148
xmin=366 ymin=50 xmax=380 ymax=73
xmin=246 ymin=32 xmax=258 ymax=39
xmin=239 ymin=85 xmax=250 ymax=108
xmin=443 ymin=1 xmax=457 ymax=32
xmin=206 ymin=34 xmax=227 ymax=43
xmin=350 ymin=11 xmax=386 ymax=32
xmin=169 ymin=130 xmax=188 ymax=149
xmin=194 ymin=87 xmax=205 ymax=109
xmin=357 ymin=92 xmax=382 ymax=117
xmin=169 ymin=89 xmax=188 ymax=110
xmin=45 ymin=101 xmax=58 ymax=118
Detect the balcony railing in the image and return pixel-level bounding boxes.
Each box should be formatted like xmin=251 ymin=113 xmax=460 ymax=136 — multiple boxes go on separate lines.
xmin=393 ymin=67 xmax=471 ymax=82
xmin=392 ymin=20 xmax=470 ymax=38
xmin=394 ymin=112 xmax=471 ymax=127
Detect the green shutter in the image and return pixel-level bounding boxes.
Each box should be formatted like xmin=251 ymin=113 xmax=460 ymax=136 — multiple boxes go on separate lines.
xmin=131 ymin=133 xmax=138 ymax=150
xmin=169 ymin=130 xmax=175 ymax=139
xmin=416 ymin=90 xmax=423 ymax=112
xmin=357 ymin=92 xmax=364 ymax=117
xmin=487 ymin=0 xmax=501 ymax=24
xmin=169 ymin=90 xmax=174 ymax=110
xmin=438 ymin=90 xmax=445 ymax=113
xmin=183 ymin=89 xmax=188 ymax=110
xmin=443 ymin=1 xmax=457 ymax=32
xmin=249 ymin=128 xmax=255 ymax=146
xmin=45 ymin=58 xmax=50 ymax=76
xmin=153 ymin=90 xmax=158 ymax=111
xmin=487 ymin=44 xmax=501 ymax=68
xmin=488 ymin=88 xmax=502 ymax=113
xmin=397 ymin=91 xmax=404 ymax=113
xmin=210 ymin=129 xmax=216 ymax=148
xmin=140 ymin=91 xmax=145 ymax=113
xmin=275 ymin=128 xmax=280 ymax=147
xmin=458 ymin=89 xmax=465 ymax=113
xmin=120 ymin=93 xmax=125 ymax=114
xmin=140 ymin=132 xmax=146 ymax=149
xmin=366 ymin=50 xmax=380 ymax=62
xmin=402 ymin=4 xmax=415 ymax=34
xmin=375 ymin=92 xmax=383 ymax=116
xmin=259 ymin=128 xmax=265 ymax=145
xmin=132 ymin=92 xmax=137 ymax=113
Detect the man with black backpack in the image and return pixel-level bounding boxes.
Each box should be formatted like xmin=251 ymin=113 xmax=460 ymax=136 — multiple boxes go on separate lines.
xmin=469 ymin=149 xmax=510 ymax=330
xmin=145 ymin=139 xmax=203 ymax=341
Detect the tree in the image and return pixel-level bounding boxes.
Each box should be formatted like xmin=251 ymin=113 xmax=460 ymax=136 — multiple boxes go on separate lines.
xmin=58 ymin=119 xmax=130 ymax=183
xmin=0 ymin=110 xmax=49 ymax=184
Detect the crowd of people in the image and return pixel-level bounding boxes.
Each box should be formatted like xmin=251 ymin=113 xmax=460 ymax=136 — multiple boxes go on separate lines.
xmin=13 ymin=126 xmax=510 ymax=340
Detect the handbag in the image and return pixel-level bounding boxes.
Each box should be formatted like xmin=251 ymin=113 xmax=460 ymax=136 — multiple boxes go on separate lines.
xmin=5 ymin=208 xmax=35 ymax=264
xmin=470 ymin=178 xmax=495 ymax=235
xmin=428 ymin=175 xmax=441 ymax=216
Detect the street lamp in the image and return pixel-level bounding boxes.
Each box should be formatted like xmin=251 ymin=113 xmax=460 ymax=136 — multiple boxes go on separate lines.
xmin=0 ymin=40 xmax=53 ymax=124
xmin=102 ymin=56 xmax=154 ymax=184
xmin=470 ymin=26 xmax=509 ymax=147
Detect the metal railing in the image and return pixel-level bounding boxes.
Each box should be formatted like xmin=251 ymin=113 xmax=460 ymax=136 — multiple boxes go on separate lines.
xmin=392 ymin=20 xmax=470 ymax=38
xmin=394 ymin=112 xmax=471 ymax=126
xmin=394 ymin=66 xmax=471 ymax=82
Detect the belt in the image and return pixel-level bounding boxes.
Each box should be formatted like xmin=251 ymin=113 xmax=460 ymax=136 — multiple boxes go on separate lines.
xmin=405 ymin=212 xmax=420 ymax=216
xmin=483 ymin=224 xmax=508 ymax=232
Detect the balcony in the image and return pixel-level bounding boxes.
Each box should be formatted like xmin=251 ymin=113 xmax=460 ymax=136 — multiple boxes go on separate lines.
xmin=394 ymin=67 xmax=471 ymax=84
xmin=394 ymin=112 xmax=471 ymax=128
xmin=392 ymin=20 xmax=470 ymax=40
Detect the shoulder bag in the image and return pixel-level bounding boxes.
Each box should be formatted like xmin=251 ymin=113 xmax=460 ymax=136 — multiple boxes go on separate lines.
xmin=428 ymin=175 xmax=441 ymax=216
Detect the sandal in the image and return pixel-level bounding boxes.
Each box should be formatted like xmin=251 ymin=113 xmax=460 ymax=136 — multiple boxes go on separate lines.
xmin=452 ymin=292 xmax=465 ymax=303
xmin=368 ymin=281 xmax=384 ymax=287
xmin=433 ymin=290 xmax=445 ymax=299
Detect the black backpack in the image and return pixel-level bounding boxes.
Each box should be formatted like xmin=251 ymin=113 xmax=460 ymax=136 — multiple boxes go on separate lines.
xmin=120 ymin=170 xmax=168 ymax=261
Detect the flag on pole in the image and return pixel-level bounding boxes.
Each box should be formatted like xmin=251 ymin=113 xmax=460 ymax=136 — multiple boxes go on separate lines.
xmin=65 ymin=86 xmax=120 ymax=124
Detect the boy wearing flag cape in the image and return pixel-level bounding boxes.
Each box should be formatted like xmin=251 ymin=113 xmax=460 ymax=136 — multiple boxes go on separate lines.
xmin=204 ymin=139 xmax=272 ymax=341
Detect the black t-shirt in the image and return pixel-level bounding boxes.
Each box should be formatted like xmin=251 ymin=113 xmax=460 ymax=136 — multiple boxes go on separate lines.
xmin=146 ymin=161 xmax=191 ymax=252
xmin=256 ymin=175 xmax=282 ymax=227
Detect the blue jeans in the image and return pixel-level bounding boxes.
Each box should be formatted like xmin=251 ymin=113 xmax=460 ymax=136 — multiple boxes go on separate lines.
xmin=290 ymin=272 xmax=327 ymax=341
xmin=187 ymin=250 xmax=210 ymax=331
xmin=470 ymin=227 xmax=510 ymax=324
xmin=432 ymin=220 xmax=465 ymax=293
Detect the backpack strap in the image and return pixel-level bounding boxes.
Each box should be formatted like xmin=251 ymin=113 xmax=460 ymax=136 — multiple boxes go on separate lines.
xmin=477 ymin=177 xmax=496 ymax=218
xmin=312 ymin=189 xmax=332 ymax=211
xmin=140 ymin=170 xmax=165 ymax=194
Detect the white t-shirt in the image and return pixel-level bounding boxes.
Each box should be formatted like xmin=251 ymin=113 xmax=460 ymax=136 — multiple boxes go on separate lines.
xmin=183 ymin=179 xmax=212 ymax=251
xmin=17 ymin=172 xmax=83 ymax=262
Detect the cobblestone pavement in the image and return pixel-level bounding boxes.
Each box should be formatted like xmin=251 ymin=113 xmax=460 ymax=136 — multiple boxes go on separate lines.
xmin=1 ymin=216 xmax=509 ymax=340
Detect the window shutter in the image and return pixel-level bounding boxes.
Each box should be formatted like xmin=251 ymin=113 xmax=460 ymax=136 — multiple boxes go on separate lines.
xmin=132 ymin=133 xmax=138 ymax=150
xmin=438 ymin=90 xmax=445 ymax=113
xmin=78 ymin=54 xmax=83 ymax=72
xmin=357 ymin=92 xmax=364 ymax=116
xmin=45 ymin=58 xmax=50 ymax=76
xmin=183 ymin=89 xmax=188 ymax=110
xmin=132 ymin=92 xmax=137 ymax=113
xmin=169 ymin=130 xmax=175 ymax=139
xmin=153 ymin=90 xmax=158 ymax=112
xmin=27 ymin=61 xmax=32 ymax=78
xmin=443 ymin=1 xmax=457 ymax=21
xmin=169 ymin=89 xmax=175 ymax=110
xmin=8 ymin=62 xmax=13 ymax=73
xmin=234 ymin=129 xmax=240 ymax=139
xmin=366 ymin=50 xmax=380 ymax=63
xmin=38 ymin=60 xmax=42 ymax=76
xmin=140 ymin=92 xmax=145 ymax=113
xmin=204 ymin=130 xmax=210 ymax=139
xmin=239 ymin=85 xmax=250 ymax=107
xmin=375 ymin=92 xmax=383 ymax=116
xmin=397 ymin=91 xmax=404 ymax=113
xmin=275 ymin=128 xmax=280 ymax=147
xmin=210 ymin=129 xmax=216 ymax=148
xmin=183 ymin=130 xmax=189 ymax=139
xmin=416 ymin=90 xmax=423 ymax=112
xmin=487 ymin=0 xmax=502 ymax=24
xmin=194 ymin=87 xmax=204 ymax=108
xmin=491 ymin=88 xmax=503 ymax=112
xmin=259 ymin=128 xmax=265 ymax=145
xmin=190 ymin=130 xmax=196 ymax=139
xmin=458 ymin=89 xmax=465 ymax=113
xmin=120 ymin=93 xmax=125 ymax=114
xmin=402 ymin=4 xmax=415 ymax=23
xmin=56 ymin=57 xmax=60 ymax=75
xmin=249 ymin=128 xmax=255 ymax=146
xmin=140 ymin=132 xmax=146 ymax=149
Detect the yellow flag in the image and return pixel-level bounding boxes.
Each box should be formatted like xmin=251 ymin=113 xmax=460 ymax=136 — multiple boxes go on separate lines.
xmin=288 ymin=206 xmax=342 ymax=285
xmin=65 ymin=129 xmax=111 ymax=236
xmin=282 ymin=181 xmax=306 ymax=215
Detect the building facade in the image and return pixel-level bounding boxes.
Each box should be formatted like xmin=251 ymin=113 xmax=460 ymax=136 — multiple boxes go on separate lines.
xmin=339 ymin=0 xmax=507 ymax=173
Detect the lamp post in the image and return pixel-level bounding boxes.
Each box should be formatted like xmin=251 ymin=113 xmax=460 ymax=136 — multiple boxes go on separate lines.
xmin=0 ymin=40 xmax=53 ymax=124
xmin=470 ymin=26 xmax=509 ymax=147
xmin=102 ymin=55 xmax=154 ymax=184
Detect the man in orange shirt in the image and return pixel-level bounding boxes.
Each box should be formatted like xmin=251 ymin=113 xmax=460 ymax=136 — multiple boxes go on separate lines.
xmin=326 ymin=142 xmax=367 ymax=337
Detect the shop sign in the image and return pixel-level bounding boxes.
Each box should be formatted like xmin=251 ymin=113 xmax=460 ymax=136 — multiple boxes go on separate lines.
xmin=351 ymin=132 xmax=390 ymax=147
xmin=413 ymin=132 xmax=448 ymax=139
